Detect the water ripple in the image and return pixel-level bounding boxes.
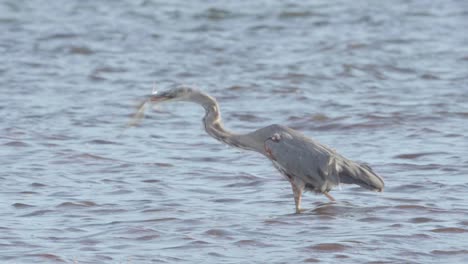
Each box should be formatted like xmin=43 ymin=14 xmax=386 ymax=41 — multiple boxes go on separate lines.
xmin=1 ymin=0 xmax=467 ymax=263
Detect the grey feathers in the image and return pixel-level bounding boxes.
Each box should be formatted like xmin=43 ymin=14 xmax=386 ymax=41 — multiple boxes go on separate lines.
xmin=263 ymin=125 xmax=384 ymax=193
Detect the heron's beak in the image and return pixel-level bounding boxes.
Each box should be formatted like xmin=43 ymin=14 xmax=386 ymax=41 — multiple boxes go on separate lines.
xmin=127 ymin=92 xmax=173 ymax=128
xmin=150 ymin=94 xmax=171 ymax=103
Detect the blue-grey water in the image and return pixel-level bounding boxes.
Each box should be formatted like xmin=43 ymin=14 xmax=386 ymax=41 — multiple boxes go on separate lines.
xmin=1 ymin=1 xmax=468 ymax=263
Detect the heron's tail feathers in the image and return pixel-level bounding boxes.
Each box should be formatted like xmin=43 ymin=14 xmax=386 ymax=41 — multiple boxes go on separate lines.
xmin=338 ymin=161 xmax=384 ymax=192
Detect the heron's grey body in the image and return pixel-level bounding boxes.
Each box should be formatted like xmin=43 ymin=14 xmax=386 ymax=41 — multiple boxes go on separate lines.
xmin=146 ymin=86 xmax=384 ymax=213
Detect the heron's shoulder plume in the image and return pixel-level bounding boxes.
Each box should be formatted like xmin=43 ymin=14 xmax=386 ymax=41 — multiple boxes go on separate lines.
xmin=337 ymin=160 xmax=385 ymax=192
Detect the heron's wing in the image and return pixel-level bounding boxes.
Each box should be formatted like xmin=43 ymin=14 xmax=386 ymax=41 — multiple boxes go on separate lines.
xmin=265 ymin=127 xmax=384 ymax=192
xmin=265 ymin=129 xmax=340 ymax=193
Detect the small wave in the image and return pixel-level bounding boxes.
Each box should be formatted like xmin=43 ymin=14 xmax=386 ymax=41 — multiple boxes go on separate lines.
xmin=31 ymin=182 xmax=47 ymax=187
xmin=203 ymin=228 xmax=234 ymax=238
xmin=224 ymin=180 xmax=264 ymax=188
xmin=303 ymin=257 xmax=321 ymax=262
xmin=226 ymin=85 xmax=248 ymax=91
xmin=234 ymin=239 xmax=272 ymax=247
xmin=393 ymin=152 xmax=448 ymax=159
xmin=431 ymin=249 xmax=468 ymax=255
xmin=420 ymin=73 xmax=440 ymax=80
xmin=383 ymin=64 xmax=417 ymax=74
xmin=210 ymin=198 xmax=242 ymax=203
xmin=394 ymin=204 xmax=428 ymax=210
xmin=385 ymin=162 xmax=442 ymax=172
xmin=141 ymin=179 xmax=161 ymax=183
xmin=287 ymin=113 xmax=330 ymax=122
xmin=20 ymin=210 xmax=54 ymax=217
xmin=88 ymin=208 xmax=128 ymax=214
xmin=105 ymin=189 xmax=133 ymax=195
xmin=56 ymin=201 xmax=97 ymax=208
xmin=86 ymin=139 xmax=121 ymax=145
xmin=3 ymin=141 xmax=29 ymax=147
xmin=306 ymin=243 xmax=349 ymax=252
xmin=68 ymin=45 xmax=94 ymax=55
xmin=408 ymin=217 xmax=434 ymax=223
xmin=393 ymin=184 xmax=426 ymax=191
xmin=142 ymin=162 xmax=174 ymax=167
xmin=194 ymin=8 xmax=236 ymax=21
xmin=39 ymin=33 xmax=79 ymax=40
xmin=26 ymin=254 xmax=65 ymax=263
xmin=430 ymin=227 xmax=468 ymax=233
xmin=72 ymin=153 xmax=116 ymax=161
xmin=278 ymin=10 xmax=325 ymax=19
xmin=231 ymin=113 xmax=269 ymax=122
xmin=136 ymin=234 xmax=160 ymax=241
xmin=11 ymin=203 xmax=35 ymax=209
xmin=358 ymin=217 xmax=387 ymax=223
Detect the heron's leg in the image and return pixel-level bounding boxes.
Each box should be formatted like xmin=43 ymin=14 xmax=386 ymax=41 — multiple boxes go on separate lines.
xmin=290 ymin=183 xmax=303 ymax=213
xmin=324 ymin=192 xmax=336 ymax=202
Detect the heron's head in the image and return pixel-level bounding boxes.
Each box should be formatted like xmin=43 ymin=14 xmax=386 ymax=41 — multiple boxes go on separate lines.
xmin=150 ymin=86 xmax=198 ymax=103
xmin=129 ymin=86 xmax=205 ymax=127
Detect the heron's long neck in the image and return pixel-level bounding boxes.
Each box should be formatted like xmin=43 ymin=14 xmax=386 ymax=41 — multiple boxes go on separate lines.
xmin=196 ymin=94 xmax=260 ymax=153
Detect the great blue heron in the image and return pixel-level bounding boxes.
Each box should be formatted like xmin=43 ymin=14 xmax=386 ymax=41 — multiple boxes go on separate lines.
xmin=134 ymin=86 xmax=384 ymax=213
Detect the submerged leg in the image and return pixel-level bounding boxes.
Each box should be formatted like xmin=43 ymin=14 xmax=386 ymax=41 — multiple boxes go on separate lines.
xmin=290 ymin=183 xmax=303 ymax=213
xmin=324 ymin=192 xmax=336 ymax=202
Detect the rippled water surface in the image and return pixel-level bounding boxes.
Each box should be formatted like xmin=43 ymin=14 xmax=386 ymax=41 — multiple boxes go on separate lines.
xmin=1 ymin=0 xmax=468 ymax=263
